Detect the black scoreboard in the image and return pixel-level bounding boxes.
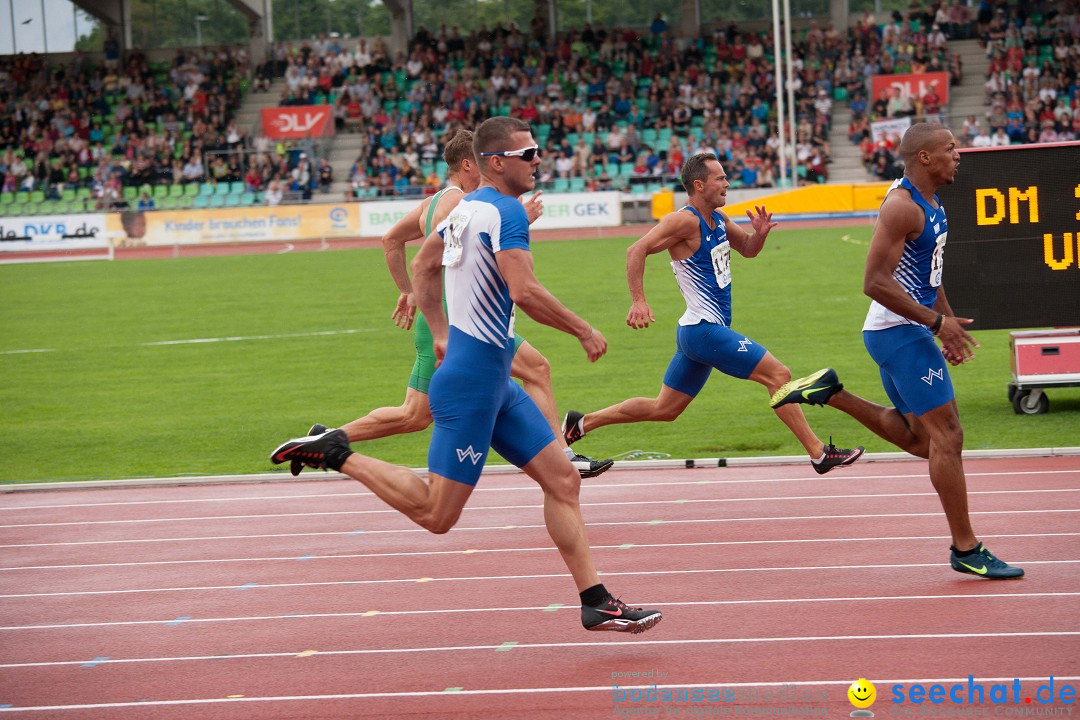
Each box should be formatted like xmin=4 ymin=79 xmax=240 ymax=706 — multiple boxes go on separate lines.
xmin=937 ymin=142 xmax=1080 ymax=330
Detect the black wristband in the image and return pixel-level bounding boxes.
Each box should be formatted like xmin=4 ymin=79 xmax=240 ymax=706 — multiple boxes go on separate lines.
xmin=930 ymin=313 xmax=944 ymax=335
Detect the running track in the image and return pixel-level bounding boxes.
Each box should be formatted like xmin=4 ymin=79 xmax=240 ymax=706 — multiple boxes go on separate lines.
xmin=1 ymin=456 xmax=1078 ymax=719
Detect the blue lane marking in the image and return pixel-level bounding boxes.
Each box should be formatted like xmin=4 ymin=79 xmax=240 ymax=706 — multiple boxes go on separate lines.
xmin=81 ymin=657 xmax=109 ymax=668
xmin=166 ymin=616 xmax=190 ymax=626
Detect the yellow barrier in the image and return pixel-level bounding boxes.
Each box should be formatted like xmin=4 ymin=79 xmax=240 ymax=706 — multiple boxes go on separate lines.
xmin=650 ymin=189 xmax=675 ymax=220
xmin=723 ymin=182 xmax=891 ymax=216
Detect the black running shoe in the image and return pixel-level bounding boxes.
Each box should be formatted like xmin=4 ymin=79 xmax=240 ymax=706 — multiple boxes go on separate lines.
xmin=290 ymin=423 xmax=328 ymax=476
xmin=572 ymin=454 xmax=614 ymax=478
xmin=562 ymin=410 xmax=586 ymax=445
xmin=582 ymin=596 xmax=662 ymax=633
xmin=812 ymin=437 xmax=865 ymax=475
xmin=770 ymin=368 xmax=843 ymax=408
xmin=950 ymin=543 xmax=1024 ymax=579
xmin=271 ymin=428 xmax=348 ymax=472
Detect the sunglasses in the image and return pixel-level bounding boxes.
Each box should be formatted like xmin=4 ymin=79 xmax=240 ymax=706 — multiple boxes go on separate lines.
xmin=479 ymin=145 xmax=541 ymax=162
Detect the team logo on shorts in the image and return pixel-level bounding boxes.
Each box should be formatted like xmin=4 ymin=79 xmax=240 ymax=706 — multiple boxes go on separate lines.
xmin=921 ymin=367 xmax=944 ymax=385
xmin=737 ymin=337 xmax=753 ymax=352
xmin=456 ymin=446 xmax=483 ymax=465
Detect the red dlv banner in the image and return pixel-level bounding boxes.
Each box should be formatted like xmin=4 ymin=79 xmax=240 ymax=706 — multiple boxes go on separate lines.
xmin=870 ymin=72 xmax=950 ymax=105
xmin=261 ymin=105 xmax=335 ymax=139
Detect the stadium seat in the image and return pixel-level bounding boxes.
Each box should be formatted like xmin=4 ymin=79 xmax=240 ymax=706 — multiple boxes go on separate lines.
xmin=240 ymin=192 xmax=256 ymax=206
xmin=168 ymin=184 xmax=184 ymax=198
xmin=199 ymin=183 xmax=215 ymax=196
xmin=553 ymin=178 xmax=570 ymax=192
xmin=569 ymin=177 xmax=586 ymax=192
xmin=214 ymin=183 xmax=230 ymax=196
xmin=153 ymin=185 xmax=169 ymax=199
xmin=193 ymin=195 xmax=210 ymax=209
xmin=229 ymin=181 xmax=245 ymax=195
xmin=223 ymin=195 xmax=241 ymax=207
xmin=184 ymin=183 xmax=199 ymax=197
xmin=0 ymin=193 xmax=13 ymax=206
xmin=209 ymin=195 xmax=226 ymax=208
xmin=30 ymin=190 xmax=46 ymax=205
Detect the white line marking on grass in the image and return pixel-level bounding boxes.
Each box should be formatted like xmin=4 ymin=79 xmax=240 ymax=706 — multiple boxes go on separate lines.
xmin=2 ymin=677 xmax=1079 ymax=713
xmin=0 ymin=348 xmax=55 ymax=355
xmin=4 ymin=489 xmax=1079 ymax=528
xmin=3 ymin=592 xmax=1076 ymax=633
xmin=4 ymin=469 xmax=1078 ymax=511
xmin=0 ymin=557 xmax=1074 ymax=598
xmin=141 ymin=328 xmax=376 ymax=346
xmin=0 ymin=635 xmax=1075 ymax=674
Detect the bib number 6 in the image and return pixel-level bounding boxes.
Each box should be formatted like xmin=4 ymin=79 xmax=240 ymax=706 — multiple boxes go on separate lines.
xmin=930 ymin=231 xmax=947 ymax=287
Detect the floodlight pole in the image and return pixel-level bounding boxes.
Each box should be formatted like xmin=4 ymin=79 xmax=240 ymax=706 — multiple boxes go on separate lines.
xmin=784 ymin=0 xmax=797 ymax=188
xmin=772 ymin=0 xmax=787 ymax=187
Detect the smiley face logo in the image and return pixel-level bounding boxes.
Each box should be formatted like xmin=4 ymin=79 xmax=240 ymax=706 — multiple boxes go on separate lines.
xmin=848 ymin=679 xmax=877 ymax=709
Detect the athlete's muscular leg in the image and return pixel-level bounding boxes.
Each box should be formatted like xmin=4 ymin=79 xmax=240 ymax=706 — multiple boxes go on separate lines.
xmin=340 ymin=387 xmax=433 ymax=442
xmin=519 ymin=441 xmax=600 ymax=592
xmin=913 ymin=399 xmax=977 ymax=549
xmin=579 ymin=384 xmax=694 ymax=436
xmin=336 ymin=454 xmax=473 ymax=534
xmin=511 ymin=341 xmax=569 ymax=450
xmin=825 ymin=390 xmax=931 ymax=458
xmin=748 ymin=352 xmax=823 ymax=458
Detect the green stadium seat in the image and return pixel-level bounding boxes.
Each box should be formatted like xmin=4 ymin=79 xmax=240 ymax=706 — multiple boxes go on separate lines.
xmin=619 ymin=163 xmax=635 ymax=177
xmin=184 ymin=183 xmax=199 ymax=197
xmin=223 ymin=195 xmax=241 ymax=207
xmin=16 ymin=191 xmax=30 ymax=204
xmin=169 ymin=184 xmax=184 ymax=198
xmin=61 ymin=188 xmax=76 ymax=202
xmin=0 ymin=192 xmax=13 ymax=205
xmin=214 ymin=182 xmax=230 ymax=196
xmin=209 ymin=195 xmax=225 ymax=208
xmin=199 ymin=183 xmax=215 ymax=196
xmin=193 ymin=195 xmax=210 ymax=209
xmin=153 ymin=184 xmax=169 ymax=199
xmin=229 ymin=181 xmax=245 ymax=195
xmin=30 ymin=190 xmax=46 ymax=204
xmin=553 ymin=178 xmax=570 ymax=192
xmin=569 ymin=177 xmax=586 ymax=192
xmin=240 ymin=192 xmax=256 ymax=206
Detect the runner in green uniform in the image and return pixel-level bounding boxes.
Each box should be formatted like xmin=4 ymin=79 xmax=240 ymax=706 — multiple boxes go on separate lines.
xmin=294 ymin=129 xmax=613 ymax=478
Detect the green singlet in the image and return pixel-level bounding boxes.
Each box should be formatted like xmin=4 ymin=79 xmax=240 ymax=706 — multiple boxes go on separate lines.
xmin=408 ymin=186 xmax=525 ymax=393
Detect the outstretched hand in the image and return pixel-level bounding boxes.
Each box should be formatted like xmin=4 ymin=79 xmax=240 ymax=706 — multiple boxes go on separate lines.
xmin=391 ymin=292 xmax=416 ymax=329
xmin=746 ymin=205 xmax=778 ymax=240
xmin=938 ymin=316 xmax=979 ymax=365
xmin=523 ymin=191 xmax=544 ymax=224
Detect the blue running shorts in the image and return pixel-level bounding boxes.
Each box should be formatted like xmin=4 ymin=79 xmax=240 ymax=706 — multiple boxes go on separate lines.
xmin=863 ymin=324 xmax=954 ymax=417
xmin=662 ymin=322 xmax=769 ymax=397
xmin=427 ymin=328 xmax=554 ymax=485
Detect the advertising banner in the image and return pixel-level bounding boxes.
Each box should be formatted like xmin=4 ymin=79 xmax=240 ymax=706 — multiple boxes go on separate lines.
xmin=260 ymin=105 xmax=334 ymax=139
xmin=0 ymin=213 xmax=108 ymax=252
xmin=105 ymin=204 xmax=361 ymax=247
xmin=870 ymin=72 xmax=949 ymax=106
xmin=870 ymin=116 xmax=913 ymax=143
xmin=359 ymin=192 xmax=623 ymax=238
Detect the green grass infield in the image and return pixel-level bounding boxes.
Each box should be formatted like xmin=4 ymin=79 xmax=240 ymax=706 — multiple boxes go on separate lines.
xmin=1 ymin=224 xmax=1076 ymax=483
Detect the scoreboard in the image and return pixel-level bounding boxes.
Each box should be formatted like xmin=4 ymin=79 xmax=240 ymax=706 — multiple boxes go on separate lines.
xmin=937 ymin=142 xmax=1080 ymax=330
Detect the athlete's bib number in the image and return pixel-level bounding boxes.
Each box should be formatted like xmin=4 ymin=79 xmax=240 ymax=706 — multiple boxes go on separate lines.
xmin=711 ymin=240 xmax=732 ymax=289
xmin=441 ymin=208 xmax=471 ymax=267
xmin=930 ymin=231 xmax=946 ymax=287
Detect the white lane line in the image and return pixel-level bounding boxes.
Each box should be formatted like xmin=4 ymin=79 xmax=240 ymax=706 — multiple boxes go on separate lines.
xmin=0 ymin=348 xmax=55 ymax=355
xmin=3 ymin=513 xmax=1079 ymax=550
xmin=0 ymin=557 xmax=1075 ymax=599
xmin=3 ymin=676 xmax=1079 ymax=713
xmin=141 ymin=328 xmax=375 ymax=346
xmin=4 ymin=469 xmax=1078 ymax=511
xmin=0 ymin=635 xmax=1076 ymax=674
xmin=4 ymin=532 xmax=1080 ymax=571
xmin=3 ymin=592 xmax=1077 ymax=633
xmin=6 ymin=489 xmax=1080 ymax=529
xmin=2 ymin=676 xmax=1080 ymax=713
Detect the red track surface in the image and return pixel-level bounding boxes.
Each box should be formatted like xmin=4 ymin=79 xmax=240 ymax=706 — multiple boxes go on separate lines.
xmin=1 ymin=456 xmax=1078 ymax=719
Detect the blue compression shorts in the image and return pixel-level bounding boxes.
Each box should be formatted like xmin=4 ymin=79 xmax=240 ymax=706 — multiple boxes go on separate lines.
xmin=662 ymin=322 xmax=769 ymax=397
xmin=427 ymin=327 xmax=554 ymax=485
xmin=863 ymin=324 xmax=954 ymax=417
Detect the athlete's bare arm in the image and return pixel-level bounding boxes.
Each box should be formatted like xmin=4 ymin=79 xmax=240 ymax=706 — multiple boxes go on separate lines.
xmin=865 ymin=191 xmax=977 ymax=362
xmin=410 ymin=229 xmax=449 ymax=360
xmin=383 ymin=200 xmax=429 ymax=330
xmin=724 ymin=205 xmax=778 ymax=258
xmin=497 ymin=248 xmax=607 ymax=362
xmin=624 ymin=211 xmax=699 ymax=329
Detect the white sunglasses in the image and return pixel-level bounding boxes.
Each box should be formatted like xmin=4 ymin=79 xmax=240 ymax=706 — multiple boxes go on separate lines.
xmin=479 ymin=145 xmax=541 ymax=162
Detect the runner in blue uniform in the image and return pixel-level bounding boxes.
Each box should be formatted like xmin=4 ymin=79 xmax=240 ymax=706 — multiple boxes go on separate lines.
xmin=271 ymin=117 xmax=662 ymax=633
xmin=770 ymin=122 xmax=1023 ymax=578
xmin=562 ymin=153 xmax=864 ymax=475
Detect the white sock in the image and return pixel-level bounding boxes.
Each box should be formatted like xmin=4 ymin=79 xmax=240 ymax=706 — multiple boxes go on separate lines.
xmin=564 ymin=447 xmax=576 ymax=460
